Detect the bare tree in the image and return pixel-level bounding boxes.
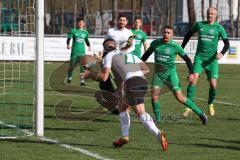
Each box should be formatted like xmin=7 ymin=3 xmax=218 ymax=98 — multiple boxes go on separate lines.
xmin=44 ymin=0 xmax=49 ymax=33
xmin=112 ymin=0 xmax=118 ymax=27
xmin=51 ymin=0 xmax=56 ymax=33
xmin=60 ymin=0 xmax=64 ymax=34
xmin=201 ymin=0 xmax=205 ymax=21
xmin=237 ymin=0 xmax=240 ymax=37
xmin=166 ymin=0 xmax=170 ymax=25
xmin=155 ymin=0 xmax=163 ymax=35
xmin=132 ymin=0 xmax=135 ymax=25
xmin=73 ymin=0 xmax=78 ymax=27
xmin=166 ymin=0 xmax=176 ymax=26
xmin=229 ymin=0 xmax=236 ymax=37
xmin=83 ymin=0 xmax=89 ymax=22
xmin=149 ymin=0 xmax=154 ymax=36
xmin=140 ymin=0 xmax=143 ymax=19
xmin=187 ymin=0 xmax=196 ymax=28
xmin=99 ymin=0 xmax=104 ymax=35
xmin=209 ymin=0 xmax=213 ymax=7
xmin=216 ymin=0 xmax=220 ymax=10
xmin=0 ymin=1 xmax=2 ymax=31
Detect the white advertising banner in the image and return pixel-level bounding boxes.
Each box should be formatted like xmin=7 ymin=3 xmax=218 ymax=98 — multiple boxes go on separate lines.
xmin=0 ymin=37 xmax=35 ymax=60
xmin=0 ymin=36 xmax=239 ymax=64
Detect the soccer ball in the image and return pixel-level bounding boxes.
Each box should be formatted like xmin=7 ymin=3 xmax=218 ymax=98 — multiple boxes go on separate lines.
xmin=81 ymin=55 xmax=98 ymax=70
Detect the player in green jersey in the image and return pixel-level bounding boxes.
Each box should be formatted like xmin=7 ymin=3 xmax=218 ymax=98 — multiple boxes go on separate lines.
xmin=181 ymin=7 xmax=230 ymax=117
xmin=131 ymin=17 xmax=148 ymax=58
xmin=141 ymin=26 xmax=208 ymax=125
xmin=66 ymin=18 xmax=91 ymax=86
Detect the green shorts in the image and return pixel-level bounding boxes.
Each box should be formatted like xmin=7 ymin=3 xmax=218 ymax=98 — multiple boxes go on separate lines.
xmin=131 ymin=51 xmax=141 ymax=59
xmin=151 ymin=70 xmax=181 ymax=92
xmin=193 ymin=56 xmax=218 ymax=80
xmin=69 ymin=55 xmax=85 ymax=72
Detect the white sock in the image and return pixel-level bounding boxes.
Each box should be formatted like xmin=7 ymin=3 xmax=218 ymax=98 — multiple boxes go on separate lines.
xmin=139 ymin=112 xmax=160 ymax=137
xmin=119 ymin=111 xmax=130 ymax=137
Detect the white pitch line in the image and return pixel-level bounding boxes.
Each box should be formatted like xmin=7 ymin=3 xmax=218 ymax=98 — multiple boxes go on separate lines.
xmin=0 ymin=136 xmax=17 ymax=139
xmin=0 ymin=121 xmax=34 ymax=137
xmin=39 ymin=136 xmax=113 ymax=160
xmin=0 ymin=121 xmax=113 ymax=160
xmin=195 ymin=97 xmax=240 ymax=107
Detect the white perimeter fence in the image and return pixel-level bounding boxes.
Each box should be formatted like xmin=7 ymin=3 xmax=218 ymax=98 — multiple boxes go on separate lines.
xmin=0 ymin=36 xmax=239 ymax=64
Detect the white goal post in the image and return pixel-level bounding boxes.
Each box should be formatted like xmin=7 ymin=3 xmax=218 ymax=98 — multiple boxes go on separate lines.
xmin=35 ymin=0 xmax=44 ymax=137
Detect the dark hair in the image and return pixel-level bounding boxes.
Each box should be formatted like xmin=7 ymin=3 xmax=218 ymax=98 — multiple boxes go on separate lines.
xmin=77 ymin=18 xmax=84 ymax=23
xmin=162 ymin=25 xmax=173 ymax=30
xmin=118 ymin=14 xmax=128 ymax=20
xmin=102 ymin=38 xmax=116 ymax=57
xmin=134 ymin=17 xmax=142 ymax=21
xmin=103 ymin=38 xmax=116 ymax=46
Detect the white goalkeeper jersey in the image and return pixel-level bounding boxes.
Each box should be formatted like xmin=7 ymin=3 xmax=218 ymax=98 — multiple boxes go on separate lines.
xmin=103 ymin=50 xmax=144 ymax=81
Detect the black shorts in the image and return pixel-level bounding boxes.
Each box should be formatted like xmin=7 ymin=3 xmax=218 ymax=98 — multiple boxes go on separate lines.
xmin=98 ymin=77 xmax=119 ymax=114
xmin=99 ymin=77 xmax=115 ymax=93
xmin=124 ymin=76 xmax=148 ymax=106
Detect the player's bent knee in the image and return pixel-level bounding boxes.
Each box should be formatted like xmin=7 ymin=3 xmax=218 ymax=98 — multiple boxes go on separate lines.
xmin=139 ymin=113 xmax=153 ymax=122
xmin=175 ymin=94 xmax=185 ymax=103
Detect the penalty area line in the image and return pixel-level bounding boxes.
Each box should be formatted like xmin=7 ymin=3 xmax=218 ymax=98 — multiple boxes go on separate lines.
xmin=196 ymin=97 xmax=240 ymax=107
xmin=0 ymin=121 xmax=34 ymax=138
xmin=0 ymin=121 xmax=113 ymax=160
xmin=39 ymin=136 xmax=113 ymax=160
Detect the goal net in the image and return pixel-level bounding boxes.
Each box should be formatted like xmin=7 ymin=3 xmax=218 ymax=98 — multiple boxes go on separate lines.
xmin=0 ymin=0 xmax=42 ymax=138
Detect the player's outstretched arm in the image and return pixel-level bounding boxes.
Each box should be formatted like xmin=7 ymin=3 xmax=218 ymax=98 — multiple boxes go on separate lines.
xmin=181 ymin=31 xmax=194 ymax=49
xmin=85 ymin=38 xmax=91 ymax=52
xmin=66 ymin=38 xmax=71 ymax=49
xmin=217 ymin=38 xmax=230 ymax=60
xmin=143 ymin=41 xmax=149 ymax=52
xmin=85 ymin=68 xmax=111 ymax=82
xmin=141 ymin=49 xmax=152 ymax=62
xmin=181 ymin=54 xmax=194 ymax=83
xmin=140 ymin=62 xmax=150 ymax=75
xmin=120 ymin=35 xmax=136 ymax=52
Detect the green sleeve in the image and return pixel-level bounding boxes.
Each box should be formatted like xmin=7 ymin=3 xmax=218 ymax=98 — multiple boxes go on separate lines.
xmin=84 ymin=31 xmax=90 ymax=46
xmin=219 ymin=25 xmax=228 ymax=40
xmin=85 ymin=31 xmax=89 ymax=40
xmin=67 ymin=29 xmax=74 ymax=38
xmin=176 ymin=44 xmax=186 ymax=57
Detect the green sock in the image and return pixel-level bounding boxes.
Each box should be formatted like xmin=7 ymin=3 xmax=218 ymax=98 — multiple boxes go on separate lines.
xmin=151 ymin=99 xmax=160 ymax=122
xmin=187 ymin=85 xmax=196 ymax=101
xmin=185 ymin=98 xmax=203 ymax=116
xmin=208 ymin=88 xmax=216 ymax=105
xmin=80 ymin=66 xmax=85 ymax=73
xmin=67 ymin=72 xmax=72 ymax=79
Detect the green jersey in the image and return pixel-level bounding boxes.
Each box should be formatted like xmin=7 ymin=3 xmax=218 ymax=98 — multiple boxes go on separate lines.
xmin=147 ymin=39 xmax=185 ymax=73
xmin=191 ymin=21 xmax=228 ymax=59
xmin=131 ymin=29 xmax=147 ymax=58
xmin=67 ymin=28 xmax=89 ymax=57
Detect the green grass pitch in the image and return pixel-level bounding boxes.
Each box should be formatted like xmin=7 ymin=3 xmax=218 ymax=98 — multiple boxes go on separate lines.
xmin=0 ymin=62 xmax=240 ymax=160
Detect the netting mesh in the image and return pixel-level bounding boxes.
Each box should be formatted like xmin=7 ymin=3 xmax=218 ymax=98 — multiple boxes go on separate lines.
xmin=0 ymin=60 xmax=35 ymax=138
xmin=0 ymin=0 xmax=36 ymax=138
